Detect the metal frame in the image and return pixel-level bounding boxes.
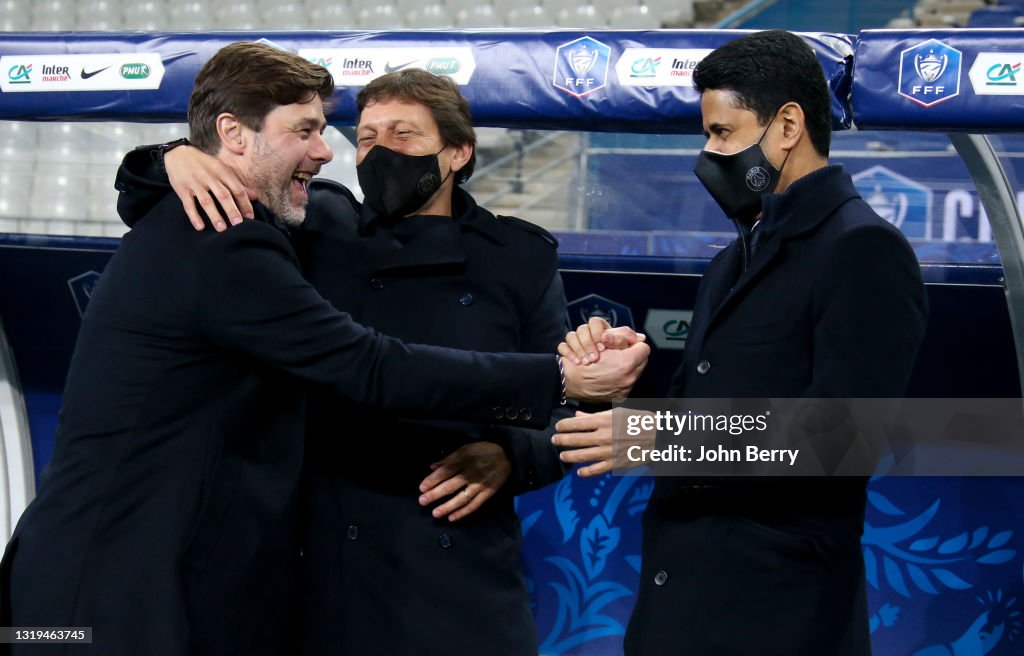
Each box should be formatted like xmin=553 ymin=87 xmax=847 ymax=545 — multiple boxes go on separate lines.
xmin=949 ymin=133 xmax=1024 ymax=394
xmin=0 ymin=318 xmax=35 ymax=542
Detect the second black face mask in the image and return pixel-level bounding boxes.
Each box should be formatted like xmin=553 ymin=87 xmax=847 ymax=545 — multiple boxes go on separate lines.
xmin=693 ymin=142 xmax=782 ymax=222
xmin=357 ymin=145 xmax=444 ymax=219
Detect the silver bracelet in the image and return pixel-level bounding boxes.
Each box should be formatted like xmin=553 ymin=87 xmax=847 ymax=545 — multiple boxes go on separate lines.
xmin=556 ymin=354 xmax=567 ymax=406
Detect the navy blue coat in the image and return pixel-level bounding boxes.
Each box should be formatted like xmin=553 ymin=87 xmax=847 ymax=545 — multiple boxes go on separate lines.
xmin=0 ymin=187 xmax=560 ymax=655
xmin=625 ymin=166 xmax=929 ymax=656
xmin=298 ymin=183 xmax=572 ymax=655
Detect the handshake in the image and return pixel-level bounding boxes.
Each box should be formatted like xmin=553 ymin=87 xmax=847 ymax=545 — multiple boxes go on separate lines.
xmin=560 ymin=318 xmax=650 ymax=403
xmin=557 ymin=318 xmax=655 ymax=477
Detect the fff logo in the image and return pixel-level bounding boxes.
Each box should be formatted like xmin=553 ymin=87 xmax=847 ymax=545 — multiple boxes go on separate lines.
xmin=898 ymin=39 xmax=962 ymax=107
xmin=553 ymin=37 xmax=610 ymax=98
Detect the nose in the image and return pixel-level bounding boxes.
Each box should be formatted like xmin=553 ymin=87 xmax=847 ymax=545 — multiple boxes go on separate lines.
xmin=310 ymin=131 xmax=333 ymax=164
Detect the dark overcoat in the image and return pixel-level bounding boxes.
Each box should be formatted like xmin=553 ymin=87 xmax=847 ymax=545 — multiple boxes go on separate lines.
xmin=298 ymin=183 xmax=573 ymax=655
xmin=624 ymin=166 xmax=929 ymax=656
xmin=0 ymin=191 xmax=559 ymax=656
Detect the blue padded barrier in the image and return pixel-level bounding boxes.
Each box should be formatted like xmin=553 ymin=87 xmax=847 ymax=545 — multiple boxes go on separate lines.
xmin=0 ymin=30 xmax=854 ymax=132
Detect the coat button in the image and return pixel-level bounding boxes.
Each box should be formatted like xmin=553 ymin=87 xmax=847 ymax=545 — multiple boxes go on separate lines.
xmin=697 ymin=360 xmax=711 ymax=374
xmin=439 ymin=534 xmax=453 ymax=549
xmin=459 ymin=293 xmax=473 ymax=306
xmin=505 ymin=407 xmax=518 ymax=420
xmin=654 ymin=570 xmax=668 ymax=586
xmin=347 ymin=525 xmax=358 ymax=540
xmin=520 ymin=408 xmax=532 ymax=421
xmin=370 ymin=277 xmax=384 ymax=290
xmin=492 ymin=406 xmax=505 ymax=420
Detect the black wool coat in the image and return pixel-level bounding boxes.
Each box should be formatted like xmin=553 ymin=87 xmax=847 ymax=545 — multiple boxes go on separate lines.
xmin=298 ymin=183 xmax=573 ymax=656
xmin=0 ymin=189 xmax=559 ymax=656
xmin=624 ymin=166 xmax=929 ymax=656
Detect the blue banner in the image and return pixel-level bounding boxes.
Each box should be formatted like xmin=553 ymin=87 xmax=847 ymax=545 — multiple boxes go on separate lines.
xmin=0 ymin=30 xmax=854 ymax=131
xmin=854 ymin=29 xmax=1024 ymax=131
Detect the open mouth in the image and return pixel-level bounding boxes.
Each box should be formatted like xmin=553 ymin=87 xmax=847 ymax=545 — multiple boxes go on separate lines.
xmin=291 ymin=171 xmax=313 ymax=197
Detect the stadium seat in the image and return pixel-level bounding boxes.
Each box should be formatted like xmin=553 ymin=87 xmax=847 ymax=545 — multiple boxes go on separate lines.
xmin=590 ymin=0 xmax=638 ymax=19
xmin=555 ymin=5 xmax=608 ymax=28
xmin=260 ymin=3 xmax=308 ymax=29
xmin=504 ymin=5 xmax=554 ymax=27
xmin=0 ymin=14 xmax=29 ymax=30
xmin=0 ymin=122 xmax=38 ymax=164
xmin=968 ymin=6 xmax=1024 ymax=26
xmin=405 ymin=4 xmax=455 ymax=28
xmin=89 ymin=123 xmax=145 ymax=167
xmin=454 ymin=4 xmax=503 ymax=26
xmin=213 ymin=8 xmax=260 ymax=29
xmin=642 ymin=0 xmax=693 ymax=25
xmin=609 ymin=4 xmax=659 ymax=28
xmin=121 ymin=1 xmax=167 ymax=29
xmin=357 ymin=4 xmax=404 ymax=28
xmin=318 ymin=128 xmax=361 ymax=200
xmin=36 ymin=124 xmax=92 ymax=165
xmin=30 ymin=163 xmax=90 ymax=222
xmin=307 ymin=3 xmax=355 ymax=28
xmin=444 ymin=0 xmax=486 ymax=14
xmin=87 ymin=172 xmax=119 ymax=224
xmin=168 ymin=1 xmax=213 ymax=28
xmin=76 ymin=0 xmax=122 ymax=27
xmin=0 ymin=162 xmax=33 ymax=221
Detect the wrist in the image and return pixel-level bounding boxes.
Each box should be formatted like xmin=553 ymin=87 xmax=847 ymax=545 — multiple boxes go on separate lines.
xmin=155 ymin=137 xmax=191 ymax=179
xmin=556 ymin=355 xmax=567 ymax=406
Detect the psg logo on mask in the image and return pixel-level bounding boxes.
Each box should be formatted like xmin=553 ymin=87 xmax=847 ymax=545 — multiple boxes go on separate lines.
xmin=417 ymin=172 xmax=439 ymax=195
xmin=745 ymin=166 xmax=770 ymax=191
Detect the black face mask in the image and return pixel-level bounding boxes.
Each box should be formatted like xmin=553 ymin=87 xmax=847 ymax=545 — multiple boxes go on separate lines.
xmin=356 ymin=145 xmax=449 ymax=219
xmin=693 ymin=119 xmax=789 ymax=222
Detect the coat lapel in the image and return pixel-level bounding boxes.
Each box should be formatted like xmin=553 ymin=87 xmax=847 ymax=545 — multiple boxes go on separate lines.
xmin=700 ymin=166 xmax=860 ymax=336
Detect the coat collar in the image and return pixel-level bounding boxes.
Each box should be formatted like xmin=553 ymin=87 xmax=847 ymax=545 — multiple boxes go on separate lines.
xmin=701 ymin=165 xmax=860 ymax=330
xmin=357 ymin=188 xmax=506 ymax=274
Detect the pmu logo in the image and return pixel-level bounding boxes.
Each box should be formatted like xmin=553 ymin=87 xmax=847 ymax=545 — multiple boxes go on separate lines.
xmin=553 ymin=36 xmax=611 ymax=98
xmin=7 ymin=63 xmax=31 ymax=84
xmin=852 ymin=165 xmax=933 ymax=239
xmin=898 ymin=39 xmax=962 ymax=107
xmin=629 ymin=56 xmax=660 ymax=79
xmin=426 ymin=57 xmax=460 ymax=76
xmin=119 ymin=63 xmax=150 ymax=80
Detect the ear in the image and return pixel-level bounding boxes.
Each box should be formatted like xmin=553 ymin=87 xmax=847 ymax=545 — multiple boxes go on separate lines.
xmin=775 ymin=102 xmax=805 ymax=152
xmin=447 ymin=142 xmax=473 ymax=177
xmin=216 ymin=112 xmax=247 ymax=156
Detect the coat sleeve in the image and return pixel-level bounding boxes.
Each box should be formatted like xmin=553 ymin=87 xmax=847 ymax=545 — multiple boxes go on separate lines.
xmin=195 ymin=221 xmax=559 ymax=427
xmin=488 ymin=270 xmax=575 ymax=494
xmin=807 ymin=223 xmax=928 ymax=398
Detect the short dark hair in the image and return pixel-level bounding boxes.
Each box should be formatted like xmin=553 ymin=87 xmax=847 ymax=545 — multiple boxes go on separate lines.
xmin=693 ymin=30 xmax=831 ymax=157
xmin=188 ymin=42 xmax=335 ymax=154
xmin=356 ymin=69 xmax=477 ymax=183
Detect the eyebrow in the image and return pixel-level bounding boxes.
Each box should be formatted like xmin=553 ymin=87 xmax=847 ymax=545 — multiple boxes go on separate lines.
xmin=294 ymin=116 xmax=326 ymax=131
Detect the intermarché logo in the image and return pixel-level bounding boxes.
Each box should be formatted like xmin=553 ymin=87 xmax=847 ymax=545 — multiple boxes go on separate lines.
xmin=119 ymin=63 xmax=150 ymax=79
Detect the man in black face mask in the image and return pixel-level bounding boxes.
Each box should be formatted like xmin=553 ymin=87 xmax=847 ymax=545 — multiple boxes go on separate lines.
xmin=554 ymin=30 xmax=929 ymax=655
xmin=113 ymin=68 xmax=589 ymax=655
